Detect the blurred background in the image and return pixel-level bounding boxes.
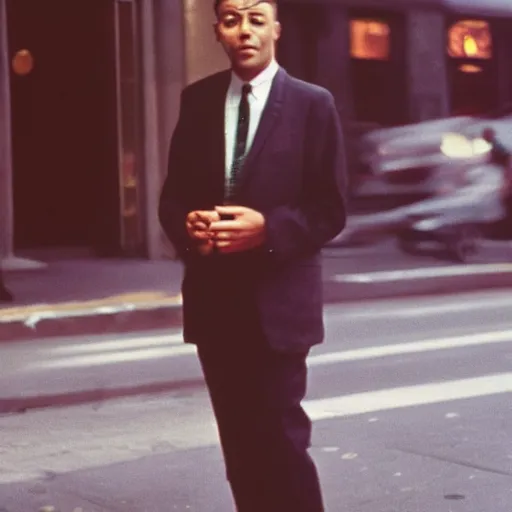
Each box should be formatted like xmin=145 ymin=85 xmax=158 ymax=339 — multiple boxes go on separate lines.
xmin=1 ymin=0 xmax=511 ymax=265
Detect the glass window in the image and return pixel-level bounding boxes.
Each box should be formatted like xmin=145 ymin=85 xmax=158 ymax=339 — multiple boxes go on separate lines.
xmin=350 ymin=19 xmax=390 ymax=60
xmin=448 ymin=20 xmax=492 ymax=59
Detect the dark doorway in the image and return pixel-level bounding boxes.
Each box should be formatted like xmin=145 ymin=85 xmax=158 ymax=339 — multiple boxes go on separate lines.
xmin=7 ymin=0 xmax=120 ymax=254
xmin=349 ymin=11 xmax=408 ymax=127
xmin=449 ymin=62 xmax=498 ymax=116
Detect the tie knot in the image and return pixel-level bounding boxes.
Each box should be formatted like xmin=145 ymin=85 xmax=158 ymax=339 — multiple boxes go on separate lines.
xmin=242 ymin=83 xmax=252 ymax=96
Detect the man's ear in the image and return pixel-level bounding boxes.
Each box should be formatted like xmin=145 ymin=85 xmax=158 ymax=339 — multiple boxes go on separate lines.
xmin=274 ymin=20 xmax=282 ymax=41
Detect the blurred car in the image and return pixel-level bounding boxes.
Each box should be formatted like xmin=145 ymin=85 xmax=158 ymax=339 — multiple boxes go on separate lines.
xmin=330 ymin=161 xmax=506 ymax=262
xmin=355 ymin=105 xmax=512 ymax=201
xmin=396 ymin=162 xmax=505 ymax=261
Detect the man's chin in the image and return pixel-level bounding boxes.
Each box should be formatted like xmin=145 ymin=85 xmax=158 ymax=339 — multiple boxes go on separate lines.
xmin=234 ymin=56 xmax=258 ymax=67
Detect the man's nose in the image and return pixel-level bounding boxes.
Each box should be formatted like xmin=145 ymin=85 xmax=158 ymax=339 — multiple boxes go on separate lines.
xmin=239 ymin=17 xmax=252 ymax=37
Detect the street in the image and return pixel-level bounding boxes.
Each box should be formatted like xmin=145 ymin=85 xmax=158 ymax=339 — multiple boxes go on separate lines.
xmin=1 ymin=289 xmax=512 ymax=511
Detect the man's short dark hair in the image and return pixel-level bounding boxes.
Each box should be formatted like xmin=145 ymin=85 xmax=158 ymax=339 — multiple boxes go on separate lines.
xmin=214 ymin=0 xmax=278 ymax=16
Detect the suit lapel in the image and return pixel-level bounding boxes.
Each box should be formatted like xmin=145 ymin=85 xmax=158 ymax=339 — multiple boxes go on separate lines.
xmin=238 ymin=68 xmax=287 ymax=191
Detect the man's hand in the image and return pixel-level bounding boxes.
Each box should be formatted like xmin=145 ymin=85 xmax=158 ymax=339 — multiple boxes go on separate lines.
xmin=209 ymin=206 xmax=266 ymax=254
xmin=186 ymin=210 xmax=220 ymax=255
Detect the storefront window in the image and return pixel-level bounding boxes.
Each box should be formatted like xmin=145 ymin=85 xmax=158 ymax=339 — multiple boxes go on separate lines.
xmin=448 ymin=20 xmax=492 ymax=59
xmin=350 ymin=19 xmax=390 ymax=60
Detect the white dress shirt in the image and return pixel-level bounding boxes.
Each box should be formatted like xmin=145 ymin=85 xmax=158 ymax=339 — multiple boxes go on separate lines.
xmin=224 ymin=59 xmax=280 ymax=182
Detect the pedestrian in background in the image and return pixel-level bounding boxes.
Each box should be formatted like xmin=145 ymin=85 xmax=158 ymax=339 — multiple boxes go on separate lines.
xmin=482 ymin=127 xmax=512 ymax=241
xmin=159 ymin=0 xmax=347 ymax=510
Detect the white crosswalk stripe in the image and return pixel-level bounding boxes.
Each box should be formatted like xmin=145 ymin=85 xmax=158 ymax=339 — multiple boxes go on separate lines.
xmin=25 ymin=328 xmax=512 ymax=373
xmin=308 ymin=329 xmax=512 ymax=366
xmin=49 ymin=332 xmax=185 ymax=354
xmin=304 ymin=373 xmax=512 ymax=421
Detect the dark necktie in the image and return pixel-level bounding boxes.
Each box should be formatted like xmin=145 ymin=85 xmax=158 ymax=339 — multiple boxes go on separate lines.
xmin=226 ymin=83 xmax=251 ymax=202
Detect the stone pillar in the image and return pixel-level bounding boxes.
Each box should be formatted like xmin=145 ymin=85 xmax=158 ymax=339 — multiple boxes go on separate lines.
xmin=138 ymin=0 xmax=186 ymax=260
xmin=154 ymin=0 xmax=186 ymax=179
xmin=313 ymin=5 xmax=353 ymax=122
xmin=406 ymin=10 xmax=450 ymax=122
xmin=183 ymin=0 xmax=227 ymax=84
xmin=139 ymin=0 xmax=164 ymax=260
xmin=0 ymin=0 xmax=14 ymax=263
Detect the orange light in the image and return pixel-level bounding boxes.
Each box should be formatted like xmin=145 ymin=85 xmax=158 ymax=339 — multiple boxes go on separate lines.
xmin=12 ymin=49 xmax=34 ymax=76
xmin=463 ymin=35 xmax=478 ymax=57
xmin=350 ymin=19 xmax=390 ymax=60
xmin=459 ymin=64 xmax=482 ymax=73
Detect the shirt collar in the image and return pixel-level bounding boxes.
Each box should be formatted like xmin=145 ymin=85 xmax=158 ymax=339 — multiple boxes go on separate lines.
xmin=229 ymin=59 xmax=279 ymax=100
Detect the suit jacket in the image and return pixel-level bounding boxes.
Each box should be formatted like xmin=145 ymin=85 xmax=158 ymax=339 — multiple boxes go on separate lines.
xmin=159 ymin=67 xmax=347 ymax=352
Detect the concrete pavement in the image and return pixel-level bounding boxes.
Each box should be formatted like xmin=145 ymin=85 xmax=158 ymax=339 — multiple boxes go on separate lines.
xmin=1 ymin=289 xmax=512 ymax=510
xmin=1 ymin=239 xmax=511 ymax=342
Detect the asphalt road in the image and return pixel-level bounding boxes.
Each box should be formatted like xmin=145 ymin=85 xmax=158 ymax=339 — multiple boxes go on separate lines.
xmin=1 ymin=289 xmax=512 ymax=511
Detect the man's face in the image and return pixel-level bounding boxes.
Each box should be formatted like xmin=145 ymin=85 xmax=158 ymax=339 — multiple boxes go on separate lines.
xmin=214 ymin=0 xmax=281 ymax=79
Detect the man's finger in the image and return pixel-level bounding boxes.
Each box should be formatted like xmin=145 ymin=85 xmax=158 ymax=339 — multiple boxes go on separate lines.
xmin=186 ymin=212 xmax=200 ymax=222
xmin=187 ymin=210 xmax=219 ymax=225
xmin=215 ymin=205 xmax=248 ymax=216
xmin=191 ymin=231 xmax=211 ymax=240
xmin=196 ymin=210 xmax=220 ymax=223
xmin=209 ymin=220 xmax=243 ymax=231
xmin=190 ymin=221 xmax=209 ymax=231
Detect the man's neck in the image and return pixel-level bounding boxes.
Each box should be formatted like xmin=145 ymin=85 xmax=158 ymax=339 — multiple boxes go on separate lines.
xmin=232 ymin=59 xmax=276 ymax=83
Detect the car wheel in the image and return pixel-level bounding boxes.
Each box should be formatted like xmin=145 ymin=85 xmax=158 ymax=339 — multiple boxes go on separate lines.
xmin=447 ymin=225 xmax=481 ymax=263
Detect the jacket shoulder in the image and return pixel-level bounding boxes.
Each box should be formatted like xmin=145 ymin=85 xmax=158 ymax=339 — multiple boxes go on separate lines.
xmin=284 ymin=73 xmax=334 ymax=105
xmin=182 ymin=70 xmax=231 ymax=99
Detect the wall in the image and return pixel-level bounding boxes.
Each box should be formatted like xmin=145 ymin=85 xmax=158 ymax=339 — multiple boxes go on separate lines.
xmin=406 ymin=9 xmax=450 ymax=121
xmin=0 ymin=0 xmax=14 ymax=261
xmin=183 ymin=0 xmax=228 ymax=84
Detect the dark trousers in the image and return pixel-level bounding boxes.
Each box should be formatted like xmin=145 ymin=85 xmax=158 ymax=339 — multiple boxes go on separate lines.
xmin=197 ymin=336 xmax=324 ymax=512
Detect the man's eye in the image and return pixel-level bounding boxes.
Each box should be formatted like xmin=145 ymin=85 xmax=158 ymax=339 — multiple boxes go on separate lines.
xmin=222 ymin=17 xmax=238 ymax=28
xmin=250 ymin=17 xmax=265 ymax=26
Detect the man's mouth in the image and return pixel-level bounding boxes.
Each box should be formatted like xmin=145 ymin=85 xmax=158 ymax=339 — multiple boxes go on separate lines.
xmin=238 ymin=46 xmax=257 ymax=53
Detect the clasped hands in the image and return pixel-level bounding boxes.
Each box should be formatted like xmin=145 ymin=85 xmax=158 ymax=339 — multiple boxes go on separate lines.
xmin=186 ymin=206 xmax=266 ymax=255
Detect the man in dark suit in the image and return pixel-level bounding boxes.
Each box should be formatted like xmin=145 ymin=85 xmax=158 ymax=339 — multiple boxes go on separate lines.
xmin=159 ymin=0 xmax=347 ymax=509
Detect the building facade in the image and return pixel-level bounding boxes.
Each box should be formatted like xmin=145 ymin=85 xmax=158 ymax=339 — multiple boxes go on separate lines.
xmin=0 ymin=0 xmax=511 ymax=264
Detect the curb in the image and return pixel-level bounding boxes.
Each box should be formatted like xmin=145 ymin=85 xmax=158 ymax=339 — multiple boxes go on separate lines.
xmin=0 ymin=301 xmax=183 ymax=343
xmin=1 ymin=265 xmax=512 ymax=343
xmin=0 ymin=378 xmax=205 ymax=415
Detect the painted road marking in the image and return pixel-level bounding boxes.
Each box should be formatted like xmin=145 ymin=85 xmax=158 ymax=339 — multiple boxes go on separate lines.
xmin=304 ymin=372 xmax=512 ymax=421
xmin=50 ymin=332 xmax=185 ymax=354
xmin=33 ymin=343 xmax=196 ymax=370
xmin=27 ymin=328 xmax=512 ymax=371
xmin=325 ymin=292 xmax=512 ymax=320
xmin=308 ymin=329 xmax=512 ymax=366
xmin=334 ymin=263 xmax=512 ymax=283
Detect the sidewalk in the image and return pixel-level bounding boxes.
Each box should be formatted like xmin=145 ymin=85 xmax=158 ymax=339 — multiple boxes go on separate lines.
xmin=1 ymin=241 xmax=512 ymax=343
xmin=0 ymin=259 xmax=184 ymax=342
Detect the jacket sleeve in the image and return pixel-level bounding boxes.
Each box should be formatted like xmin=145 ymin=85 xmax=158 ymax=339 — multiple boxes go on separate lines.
xmin=263 ymin=90 xmax=348 ymax=264
xmin=158 ymin=89 xmax=196 ymax=262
